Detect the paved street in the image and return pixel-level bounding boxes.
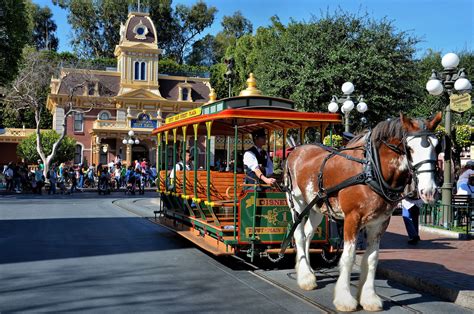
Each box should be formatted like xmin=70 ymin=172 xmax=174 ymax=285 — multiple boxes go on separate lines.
xmin=0 ymin=193 xmax=471 ymax=313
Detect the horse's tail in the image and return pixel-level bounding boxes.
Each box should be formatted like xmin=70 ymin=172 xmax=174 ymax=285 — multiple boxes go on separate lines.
xmin=284 ymin=159 xmax=295 ymax=212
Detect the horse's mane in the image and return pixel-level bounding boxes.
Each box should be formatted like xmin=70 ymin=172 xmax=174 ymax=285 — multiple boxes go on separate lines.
xmin=346 ymin=118 xmax=405 ymax=148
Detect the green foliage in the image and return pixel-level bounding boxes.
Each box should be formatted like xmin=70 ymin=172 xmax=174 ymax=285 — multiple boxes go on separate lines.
xmin=171 ymin=1 xmax=217 ymax=64
xmin=17 ymin=130 xmax=76 ymax=163
xmin=210 ymin=11 xmax=422 ymax=131
xmin=53 ymin=0 xmax=130 ymax=58
xmin=323 ymin=134 xmax=343 ymax=147
xmin=454 ymin=125 xmax=472 ymax=148
xmin=0 ymin=0 xmax=32 ymax=85
xmin=30 ymin=3 xmax=59 ymax=51
xmin=159 ymin=58 xmax=208 ymax=76
xmin=186 ymin=35 xmax=219 ymax=66
xmin=273 ymin=156 xmax=282 ymax=175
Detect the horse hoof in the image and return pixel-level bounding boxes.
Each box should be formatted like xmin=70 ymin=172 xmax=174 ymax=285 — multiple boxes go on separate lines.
xmin=334 ymin=297 xmax=358 ymax=312
xmin=360 ymin=295 xmax=383 ymax=312
xmin=297 ymin=274 xmax=317 ymax=290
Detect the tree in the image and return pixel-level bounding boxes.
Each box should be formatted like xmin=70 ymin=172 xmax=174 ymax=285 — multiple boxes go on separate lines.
xmin=0 ymin=0 xmax=32 ymax=86
xmin=170 ymin=1 xmax=217 ymax=64
xmin=17 ymin=130 xmax=76 ymax=164
xmin=186 ymin=34 xmax=219 ymax=66
xmin=5 ymin=49 xmax=95 ymax=176
xmin=53 ymin=0 xmax=129 ymax=58
xmin=30 ymin=4 xmax=59 ymax=51
xmin=213 ymin=12 xmax=421 ymax=131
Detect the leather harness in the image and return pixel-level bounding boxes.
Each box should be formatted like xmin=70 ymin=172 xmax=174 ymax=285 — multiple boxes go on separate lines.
xmin=279 ymin=122 xmax=439 ymax=257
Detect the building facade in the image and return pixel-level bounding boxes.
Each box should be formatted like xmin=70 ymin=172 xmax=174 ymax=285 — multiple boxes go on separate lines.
xmin=46 ymin=10 xmax=211 ymax=167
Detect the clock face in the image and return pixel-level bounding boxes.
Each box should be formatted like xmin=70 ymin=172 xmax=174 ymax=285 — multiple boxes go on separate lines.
xmin=136 ymin=27 xmax=145 ymax=35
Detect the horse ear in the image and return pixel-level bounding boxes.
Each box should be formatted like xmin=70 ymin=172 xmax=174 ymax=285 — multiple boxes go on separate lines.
xmin=400 ymin=112 xmax=414 ymax=131
xmin=426 ymin=111 xmax=443 ymax=131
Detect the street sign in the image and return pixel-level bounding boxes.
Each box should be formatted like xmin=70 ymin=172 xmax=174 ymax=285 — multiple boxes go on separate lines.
xmin=449 ymin=94 xmax=472 ymax=113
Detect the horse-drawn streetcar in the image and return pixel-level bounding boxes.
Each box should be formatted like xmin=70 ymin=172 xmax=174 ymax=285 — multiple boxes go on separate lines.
xmin=152 ymin=74 xmax=343 ymax=262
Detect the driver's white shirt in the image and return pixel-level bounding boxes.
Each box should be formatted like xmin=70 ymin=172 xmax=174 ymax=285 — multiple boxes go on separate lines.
xmin=243 ymin=146 xmax=273 ymax=175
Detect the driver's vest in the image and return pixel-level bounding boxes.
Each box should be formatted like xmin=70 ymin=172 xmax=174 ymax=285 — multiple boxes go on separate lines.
xmin=244 ymin=146 xmax=268 ymax=188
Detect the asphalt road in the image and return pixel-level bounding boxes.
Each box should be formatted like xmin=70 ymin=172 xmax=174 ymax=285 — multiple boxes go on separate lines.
xmin=0 ymin=193 xmax=470 ymax=313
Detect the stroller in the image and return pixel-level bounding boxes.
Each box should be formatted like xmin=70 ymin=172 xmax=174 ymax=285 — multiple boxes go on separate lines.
xmin=125 ymin=173 xmax=136 ymax=195
xmin=98 ymin=170 xmax=111 ymax=195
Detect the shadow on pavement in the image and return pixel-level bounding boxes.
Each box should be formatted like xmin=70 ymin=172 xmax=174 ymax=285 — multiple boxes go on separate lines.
xmin=0 ymin=217 xmax=192 ymax=264
xmin=381 ymin=231 xmax=459 ymax=250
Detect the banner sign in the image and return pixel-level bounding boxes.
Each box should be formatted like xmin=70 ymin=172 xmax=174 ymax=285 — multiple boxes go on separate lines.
xmin=131 ymin=113 xmax=157 ymax=129
xmin=165 ymin=108 xmax=202 ymax=124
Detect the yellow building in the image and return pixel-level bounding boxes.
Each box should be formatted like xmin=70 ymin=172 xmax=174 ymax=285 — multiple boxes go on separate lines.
xmin=47 ymin=10 xmax=211 ymax=167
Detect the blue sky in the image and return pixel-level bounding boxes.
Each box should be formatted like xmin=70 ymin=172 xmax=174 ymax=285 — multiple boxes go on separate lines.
xmin=33 ymin=0 xmax=473 ymax=58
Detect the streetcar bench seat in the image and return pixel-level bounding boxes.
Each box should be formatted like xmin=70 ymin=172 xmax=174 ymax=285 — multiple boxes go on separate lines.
xmin=196 ymin=171 xmax=245 ymax=202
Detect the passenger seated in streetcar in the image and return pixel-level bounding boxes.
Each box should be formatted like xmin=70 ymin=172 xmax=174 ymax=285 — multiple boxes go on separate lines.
xmin=243 ymin=128 xmax=276 ymax=189
xmin=168 ymin=150 xmax=193 ymax=190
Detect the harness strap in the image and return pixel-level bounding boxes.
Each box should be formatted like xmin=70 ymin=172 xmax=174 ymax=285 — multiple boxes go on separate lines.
xmin=279 ymin=172 xmax=368 ymax=256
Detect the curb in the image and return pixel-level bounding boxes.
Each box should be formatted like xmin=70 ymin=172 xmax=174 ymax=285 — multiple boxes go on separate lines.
xmin=355 ymin=255 xmax=474 ymax=310
xmin=420 ymin=225 xmax=460 ymax=238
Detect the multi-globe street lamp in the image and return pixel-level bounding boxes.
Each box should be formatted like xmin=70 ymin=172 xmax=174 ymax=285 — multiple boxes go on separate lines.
xmin=122 ymin=130 xmax=140 ymax=165
xmin=328 ymin=82 xmax=368 ymax=133
xmin=426 ymin=52 xmax=472 ymax=228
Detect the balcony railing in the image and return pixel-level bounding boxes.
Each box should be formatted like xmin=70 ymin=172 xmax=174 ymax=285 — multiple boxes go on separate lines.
xmin=1 ymin=128 xmax=38 ymax=137
xmin=93 ymin=120 xmax=128 ymax=130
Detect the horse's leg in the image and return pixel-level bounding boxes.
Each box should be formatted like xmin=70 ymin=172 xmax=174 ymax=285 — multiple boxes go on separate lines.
xmin=357 ymin=219 xmax=389 ymax=312
xmin=304 ymin=210 xmax=323 ymax=265
xmin=290 ymin=195 xmax=318 ymax=290
xmin=333 ymin=213 xmax=360 ymax=312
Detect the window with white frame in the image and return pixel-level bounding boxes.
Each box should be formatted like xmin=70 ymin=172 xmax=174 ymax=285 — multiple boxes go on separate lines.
xmin=74 ymin=144 xmax=82 ymax=164
xmin=134 ymin=61 xmax=147 ymax=81
xmin=182 ymin=88 xmax=189 ymax=101
xmin=73 ymin=113 xmax=83 ymax=132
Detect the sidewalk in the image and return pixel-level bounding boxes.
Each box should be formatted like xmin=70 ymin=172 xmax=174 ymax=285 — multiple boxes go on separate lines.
xmin=363 ymin=215 xmax=474 ymax=310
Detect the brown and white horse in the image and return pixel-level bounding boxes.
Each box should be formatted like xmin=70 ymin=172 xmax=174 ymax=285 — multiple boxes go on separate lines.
xmin=284 ymin=112 xmax=442 ymax=312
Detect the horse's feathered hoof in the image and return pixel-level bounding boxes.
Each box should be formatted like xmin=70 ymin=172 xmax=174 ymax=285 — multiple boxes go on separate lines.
xmin=297 ymin=274 xmax=317 ymax=290
xmin=360 ymin=295 xmax=383 ymax=312
xmin=334 ymin=297 xmax=358 ymax=312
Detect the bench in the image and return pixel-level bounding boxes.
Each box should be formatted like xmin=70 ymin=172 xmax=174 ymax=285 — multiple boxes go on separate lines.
xmin=452 ymin=195 xmax=474 ymax=230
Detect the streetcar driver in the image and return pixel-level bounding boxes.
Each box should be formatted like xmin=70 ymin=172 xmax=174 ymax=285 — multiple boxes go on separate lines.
xmin=243 ymin=128 xmax=276 ymax=189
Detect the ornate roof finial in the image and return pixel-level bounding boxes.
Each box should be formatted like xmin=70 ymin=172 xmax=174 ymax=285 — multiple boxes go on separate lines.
xmin=209 ymin=88 xmax=217 ymax=102
xmin=239 ymin=73 xmax=262 ymax=96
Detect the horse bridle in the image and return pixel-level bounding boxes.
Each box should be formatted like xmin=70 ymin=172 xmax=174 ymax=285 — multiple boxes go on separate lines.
xmin=382 ymin=119 xmax=440 ymax=192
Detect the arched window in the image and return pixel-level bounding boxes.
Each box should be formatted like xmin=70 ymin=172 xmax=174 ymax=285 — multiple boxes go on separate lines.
xmin=74 ymin=144 xmax=82 ymax=164
xmin=134 ymin=61 xmax=147 ymax=81
xmin=140 ymin=62 xmax=146 ymax=80
xmin=99 ymin=111 xmax=111 ymax=120
xmin=134 ymin=61 xmax=140 ymax=80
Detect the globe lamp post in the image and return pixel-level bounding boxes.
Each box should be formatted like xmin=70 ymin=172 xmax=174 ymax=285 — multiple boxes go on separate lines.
xmin=122 ymin=130 xmax=140 ymax=166
xmin=426 ymin=52 xmax=472 ymax=228
xmin=328 ymin=82 xmax=368 ymax=133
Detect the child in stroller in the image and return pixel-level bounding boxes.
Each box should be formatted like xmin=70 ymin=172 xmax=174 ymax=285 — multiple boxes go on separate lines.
xmin=98 ymin=167 xmax=111 ymax=195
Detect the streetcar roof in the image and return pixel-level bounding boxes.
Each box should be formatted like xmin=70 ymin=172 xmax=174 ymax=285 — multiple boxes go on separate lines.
xmin=152 ymin=99 xmax=342 ymax=136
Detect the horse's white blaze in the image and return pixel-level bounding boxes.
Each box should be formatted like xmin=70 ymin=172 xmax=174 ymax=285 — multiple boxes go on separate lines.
xmin=406 ymin=135 xmax=438 ymax=203
xmin=334 ymin=240 xmax=358 ymax=312
xmin=397 ymin=155 xmax=409 ymax=172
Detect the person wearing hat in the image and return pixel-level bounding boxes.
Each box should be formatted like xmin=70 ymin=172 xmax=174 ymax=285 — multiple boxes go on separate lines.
xmin=243 ymin=128 xmax=276 ymax=189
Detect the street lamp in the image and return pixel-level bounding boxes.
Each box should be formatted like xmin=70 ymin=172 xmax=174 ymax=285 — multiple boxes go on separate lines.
xmin=122 ymin=130 xmax=140 ymax=165
xmin=426 ymin=52 xmax=472 ymax=228
xmin=328 ymin=82 xmax=368 ymax=133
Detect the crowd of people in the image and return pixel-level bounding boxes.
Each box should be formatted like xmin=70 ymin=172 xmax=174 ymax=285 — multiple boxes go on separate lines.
xmin=1 ymin=157 xmax=157 ymax=195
